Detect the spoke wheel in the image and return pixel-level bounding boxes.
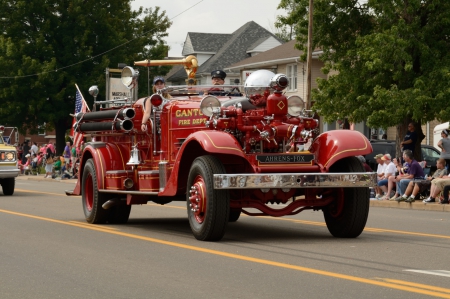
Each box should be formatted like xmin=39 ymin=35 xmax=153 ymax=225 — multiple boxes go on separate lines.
xmin=323 ymin=157 xmax=370 ymax=238
xmin=187 ymin=156 xmax=229 ymax=241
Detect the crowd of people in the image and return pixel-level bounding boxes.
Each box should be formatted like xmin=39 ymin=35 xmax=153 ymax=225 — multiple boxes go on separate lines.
xmin=16 ymin=140 xmax=84 ymax=180
xmin=368 ymin=132 xmax=450 ymax=204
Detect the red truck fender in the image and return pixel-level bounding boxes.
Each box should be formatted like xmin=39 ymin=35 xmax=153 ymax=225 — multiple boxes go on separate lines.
xmin=68 ymin=142 xmax=128 ymax=196
xmin=309 ymin=130 xmax=373 ymax=171
xmin=159 ymin=131 xmax=248 ymax=196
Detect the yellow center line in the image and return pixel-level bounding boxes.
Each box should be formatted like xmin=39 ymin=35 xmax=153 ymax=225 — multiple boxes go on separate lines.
xmin=381 ymin=279 xmax=450 ymax=294
xmin=0 ymin=208 xmax=449 ymax=298
xmin=68 ymin=221 xmax=119 ymax=231
xmin=16 ymin=189 xmax=65 ymax=197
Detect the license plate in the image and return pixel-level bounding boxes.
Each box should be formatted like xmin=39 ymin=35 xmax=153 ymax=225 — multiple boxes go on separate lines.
xmin=256 ymin=154 xmax=314 ymax=164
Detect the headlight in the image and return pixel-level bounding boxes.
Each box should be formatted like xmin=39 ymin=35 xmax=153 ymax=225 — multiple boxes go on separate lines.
xmin=287 ymin=95 xmax=305 ymax=117
xmin=121 ymin=66 xmax=139 ymax=89
xmin=200 ymin=96 xmax=221 ymax=117
xmin=1 ymin=151 xmax=16 ymax=161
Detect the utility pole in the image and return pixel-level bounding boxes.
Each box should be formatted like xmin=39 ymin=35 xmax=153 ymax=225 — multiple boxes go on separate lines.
xmin=305 ymin=0 xmax=313 ymax=110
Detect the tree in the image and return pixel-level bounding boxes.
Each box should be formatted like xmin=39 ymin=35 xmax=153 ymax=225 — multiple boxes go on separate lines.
xmin=276 ymin=0 xmax=299 ymax=41
xmin=0 ymin=0 xmax=171 ymax=153
xmin=278 ymin=0 xmax=450 ymax=160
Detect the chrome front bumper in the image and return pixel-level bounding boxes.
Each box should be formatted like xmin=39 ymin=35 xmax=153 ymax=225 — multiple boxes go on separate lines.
xmin=0 ymin=167 xmax=20 ymax=179
xmin=214 ymin=172 xmax=376 ymax=189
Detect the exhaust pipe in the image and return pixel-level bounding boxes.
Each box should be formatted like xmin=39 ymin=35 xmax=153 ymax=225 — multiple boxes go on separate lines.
xmin=76 ymin=108 xmax=135 ymax=121
xmin=75 ymin=119 xmax=134 ymax=132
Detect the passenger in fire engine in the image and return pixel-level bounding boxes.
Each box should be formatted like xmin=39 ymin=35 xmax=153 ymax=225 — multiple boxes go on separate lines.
xmin=151 ymin=76 xmax=172 ymax=99
xmin=141 ymin=76 xmax=171 ymax=132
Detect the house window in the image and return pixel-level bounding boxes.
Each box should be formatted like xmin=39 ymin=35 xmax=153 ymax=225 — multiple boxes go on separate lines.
xmin=287 ymin=64 xmax=297 ymax=91
xmin=38 ymin=124 xmax=45 ymax=136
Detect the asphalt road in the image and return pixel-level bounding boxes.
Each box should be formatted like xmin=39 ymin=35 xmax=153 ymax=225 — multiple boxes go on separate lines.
xmin=1 ymin=179 xmax=449 ymax=299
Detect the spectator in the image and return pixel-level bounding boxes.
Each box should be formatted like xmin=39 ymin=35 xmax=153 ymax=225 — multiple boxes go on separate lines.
xmin=53 ymin=156 xmax=62 ymax=175
xmin=44 ymin=142 xmax=56 ymax=178
xmin=30 ymin=153 xmax=39 ymax=175
xmin=17 ymin=143 xmax=23 ymax=160
xmin=395 ymin=149 xmax=425 ymax=201
xmin=374 ymin=154 xmax=386 ymax=199
xmin=437 ymin=129 xmax=450 ymax=170
xmin=400 ymin=122 xmax=418 ymax=155
xmin=63 ymin=141 xmax=71 ymax=159
xmin=377 ymin=154 xmax=396 ymax=200
xmin=399 ymin=158 xmax=447 ymax=202
xmin=386 ymin=157 xmax=403 ymax=200
xmin=39 ymin=143 xmax=46 ymax=154
xmin=440 ymin=184 xmax=450 ymax=204
xmin=30 ymin=141 xmax=39 ymax=156
xmin=21 ymin=140 xmax=30 ymax=164
xmin=71 ymin=144 xmax=77 ymax=172
xmin=381 ymin=133 xmax=388 ymax=140
xmin=424 ymin=175 xmax=450 ymax=203
xmin=20 ymin=153 xmax=31 ymax=174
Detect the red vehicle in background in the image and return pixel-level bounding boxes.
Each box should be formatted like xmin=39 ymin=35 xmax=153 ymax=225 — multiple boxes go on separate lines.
xmin=66 ymin=56 xmax=376 ymax=241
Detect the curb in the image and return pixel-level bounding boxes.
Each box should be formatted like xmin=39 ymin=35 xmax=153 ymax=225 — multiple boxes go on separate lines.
xmin=370 ymin=199 xmax=450 ymax=212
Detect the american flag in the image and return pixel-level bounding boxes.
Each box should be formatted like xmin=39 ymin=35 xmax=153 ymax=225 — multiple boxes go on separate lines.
xmin=71 ymin=85 xmax=90 ymax=148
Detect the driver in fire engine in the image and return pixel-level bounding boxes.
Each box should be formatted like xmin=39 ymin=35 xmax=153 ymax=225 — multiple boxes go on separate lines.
xmin=141 ymin=76 xmax=172 ymax=132
xmin=203 ymin=70 xmax=227 ymax=96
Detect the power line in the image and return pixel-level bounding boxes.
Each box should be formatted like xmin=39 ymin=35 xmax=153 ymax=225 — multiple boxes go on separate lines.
xmin=0 ymin=0 xmax=204 ymax=79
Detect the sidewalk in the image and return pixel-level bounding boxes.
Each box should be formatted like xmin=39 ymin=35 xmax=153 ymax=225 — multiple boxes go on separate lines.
xmin=15 ymin=175 xmax=450 ymax=212
xmin=370 ymin=198 xmax=450 ymax=212
xmin=16 ymin=174 xmax=77 ymax=184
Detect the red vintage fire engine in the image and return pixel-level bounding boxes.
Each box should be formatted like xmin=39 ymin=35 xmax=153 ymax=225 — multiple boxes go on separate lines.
xmin=67 ymin=56 xmax=376 ymax=241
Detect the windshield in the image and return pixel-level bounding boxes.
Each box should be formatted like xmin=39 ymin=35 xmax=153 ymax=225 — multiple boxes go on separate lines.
xmin=165 ymin=85 xmax=243 ymax=97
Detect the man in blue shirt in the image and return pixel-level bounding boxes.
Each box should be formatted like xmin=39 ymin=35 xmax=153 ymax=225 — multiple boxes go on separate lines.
xmin=401 ymin=123 xmax=418 ymax=154
xmin=395 ymin=149 xmax=425 ymax=201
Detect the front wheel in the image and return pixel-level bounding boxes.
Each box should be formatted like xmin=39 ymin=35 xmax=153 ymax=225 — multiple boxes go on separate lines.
xmin=1 ymin=178 xmax=15 ymax=196
xmin=187 ymin=156 xmax=229 ymax=241
xmin=323 ymin=157 xmax=370 ymax=238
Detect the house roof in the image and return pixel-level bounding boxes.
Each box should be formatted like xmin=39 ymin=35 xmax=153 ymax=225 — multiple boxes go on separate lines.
xmin=227 ymin=40 xmax=301 ymax=70
xmin=167 ymin=21 xmax=283 ymax=82
xmin=182 ymin=33 xmax=231 ymax=55
xmin=197 ymin=21 xmax=282 ymax=74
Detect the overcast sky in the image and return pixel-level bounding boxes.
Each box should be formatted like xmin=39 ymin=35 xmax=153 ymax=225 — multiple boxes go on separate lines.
xmin=131 ymin=0 xmax=286 ymax=56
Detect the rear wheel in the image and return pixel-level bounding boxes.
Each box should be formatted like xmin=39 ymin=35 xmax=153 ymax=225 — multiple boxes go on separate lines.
xmin=82 ymin=159 xmax=108 ymax=224
xmin=108 ymin=204 xmax=131 ymax=224
xmin=228 ymin=208 xmax=242 ymax=222
xmin=1 ymin=178 xmax=15 ymax=196
xmin=323 ymin=157 xmax=370 ymax=238
xmin=187 ymin=156 xmax=229 ymax=241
